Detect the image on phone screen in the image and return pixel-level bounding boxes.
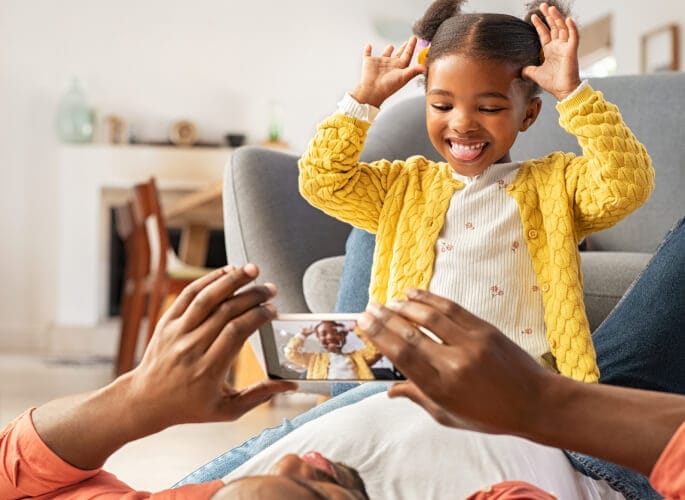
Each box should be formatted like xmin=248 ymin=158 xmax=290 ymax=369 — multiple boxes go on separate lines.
xmin=259 ymin=314 xmax=405 ymax=382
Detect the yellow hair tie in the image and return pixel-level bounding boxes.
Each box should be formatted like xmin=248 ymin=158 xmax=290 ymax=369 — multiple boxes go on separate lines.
xmin=417 ymin=46 xmax=430 ymax=66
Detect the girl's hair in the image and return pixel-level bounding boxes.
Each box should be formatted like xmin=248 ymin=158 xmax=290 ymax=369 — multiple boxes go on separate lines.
xmin=413 ymin=0 xmax=572 ymax=97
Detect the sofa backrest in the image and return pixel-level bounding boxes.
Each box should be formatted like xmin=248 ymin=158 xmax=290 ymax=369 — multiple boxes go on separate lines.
xmin=224 ymin=72 xmax=684 ymax=314
xmin=366 ymin=72 xmax=685 ymax=252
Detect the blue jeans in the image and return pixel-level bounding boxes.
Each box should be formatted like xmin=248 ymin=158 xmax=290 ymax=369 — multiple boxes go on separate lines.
xmin=177 ymin=218 xmax=685 ymax=495
xmin=334 ymin=228 xmax=375 ymax=313
xmin=564 ymin=215 xmax=685 ymax=500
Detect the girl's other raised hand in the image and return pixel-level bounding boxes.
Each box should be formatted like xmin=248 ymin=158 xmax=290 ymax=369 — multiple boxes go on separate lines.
xmin=351 ymin=36 xmax=425 ymax=108
xmin=522 ymin=2 xmax=582 ymax=101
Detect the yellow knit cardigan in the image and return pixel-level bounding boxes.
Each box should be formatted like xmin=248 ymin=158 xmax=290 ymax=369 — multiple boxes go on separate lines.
xmin=284 ymin=333 xmax=381 ymax=380
xmin=299 ymin=85 xmax=654 ymax=382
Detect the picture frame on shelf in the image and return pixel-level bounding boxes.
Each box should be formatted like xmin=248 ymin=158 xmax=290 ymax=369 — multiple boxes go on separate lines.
xmin=640 ymin=24 xmax=680 ymax=73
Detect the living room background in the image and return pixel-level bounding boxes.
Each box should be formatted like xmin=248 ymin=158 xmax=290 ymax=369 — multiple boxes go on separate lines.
xmin=0 ymin=0 xmax=682 ymax=351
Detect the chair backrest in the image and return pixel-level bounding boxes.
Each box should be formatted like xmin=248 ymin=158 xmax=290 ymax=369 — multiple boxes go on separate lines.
xmin=114 ymin=199 xmax=150 ymax=282
xmin=133 ymin=177 xmax=172 ymax=277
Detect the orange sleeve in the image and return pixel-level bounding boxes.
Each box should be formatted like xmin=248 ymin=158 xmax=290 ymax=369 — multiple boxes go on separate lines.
xmin=0 ymin=409 xmax=223 ymax=499
xmin=650 ymin=421 xmax=685 ymax=498
xmin=466 ymin=480 xmax=557 ymax=499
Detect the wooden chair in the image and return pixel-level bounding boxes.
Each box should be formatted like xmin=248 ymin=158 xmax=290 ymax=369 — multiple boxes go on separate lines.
xmin=137 ymin=177 xmax=214 ymax=346
xmin=113 ymin=198 xmax=150 ymax=376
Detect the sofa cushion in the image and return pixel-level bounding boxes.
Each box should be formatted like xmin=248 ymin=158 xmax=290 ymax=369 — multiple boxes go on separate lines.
xmin=581 ymin=251 xmax=652 ymax=332
xmin=303 ymin=256 xmax=345 ymax=313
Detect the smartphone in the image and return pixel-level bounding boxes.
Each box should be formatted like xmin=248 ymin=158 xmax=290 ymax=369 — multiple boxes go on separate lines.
xmin=258 ymin=313 xmax=405 ymax=382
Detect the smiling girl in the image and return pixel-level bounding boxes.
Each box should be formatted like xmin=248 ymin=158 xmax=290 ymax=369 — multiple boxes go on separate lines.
xmin=298 ymin=0 xmax=654 ymax=382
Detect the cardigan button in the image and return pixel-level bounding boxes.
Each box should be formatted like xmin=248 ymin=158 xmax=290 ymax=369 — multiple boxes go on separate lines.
xmin=541 ymin=283 xmax=551 ymax=292
xmin=528 ymin=229 xmax=538 ymax=239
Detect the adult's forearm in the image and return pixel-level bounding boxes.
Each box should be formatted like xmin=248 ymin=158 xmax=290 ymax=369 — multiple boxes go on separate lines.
xmin=31 ymin=373 xmax=153 ymax=470
xmin=529 ymin=374 xmax=685 ymax=476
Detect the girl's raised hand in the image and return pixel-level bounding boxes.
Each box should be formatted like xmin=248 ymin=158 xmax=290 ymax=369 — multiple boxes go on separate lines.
xmin=522 ymin=3 xmax=581 ymax=101
xmin=351 ymin=36 xmax=425 ymax=108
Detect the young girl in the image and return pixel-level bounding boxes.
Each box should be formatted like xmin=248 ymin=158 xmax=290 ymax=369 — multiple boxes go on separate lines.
xmin=284 ymin=321 xmax=382 ymax=380
xmin=298 ymin=0 xmax=654 ymax=382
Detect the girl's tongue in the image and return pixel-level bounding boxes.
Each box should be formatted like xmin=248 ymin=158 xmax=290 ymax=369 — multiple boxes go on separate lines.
xmin=450 ymin=141 xmax=485 ymax=161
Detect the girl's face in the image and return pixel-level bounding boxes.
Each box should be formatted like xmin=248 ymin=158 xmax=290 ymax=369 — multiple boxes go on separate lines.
xmin=425 ymin=54 xmax=541 ymax=177
xmin=316 ymin=322 xmax=347 ymax=353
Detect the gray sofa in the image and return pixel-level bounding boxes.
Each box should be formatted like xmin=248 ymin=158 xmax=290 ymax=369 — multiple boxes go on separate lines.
xmin=224 ymin=72 xmax=685 ymax=334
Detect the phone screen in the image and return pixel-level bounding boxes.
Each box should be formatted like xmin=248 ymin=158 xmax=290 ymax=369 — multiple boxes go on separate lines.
xmin=259 ymin=314 xmax=405 ymax=382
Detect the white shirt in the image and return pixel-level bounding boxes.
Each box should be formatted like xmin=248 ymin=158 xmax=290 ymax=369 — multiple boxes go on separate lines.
xmin=327 ymin=352 xmax=356 ymax=379
xmin=224 ymin=392 xmax=622 ymax=499
xmin=429 ymin=163 xmax=548 ymax=362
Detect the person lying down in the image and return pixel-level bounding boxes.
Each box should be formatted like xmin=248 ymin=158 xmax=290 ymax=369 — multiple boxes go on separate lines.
xmin=213 ymin=386 xmax=623 ymax=499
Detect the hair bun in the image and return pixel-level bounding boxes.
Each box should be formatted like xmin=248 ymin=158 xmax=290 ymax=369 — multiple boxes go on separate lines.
xmin=524 ymin=0 xmax=572 ymax=27
xmin=413 ymin=0 xmax=468 ymax=42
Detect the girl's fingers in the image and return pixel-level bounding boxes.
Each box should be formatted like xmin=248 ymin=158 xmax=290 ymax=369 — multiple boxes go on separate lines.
xmin=399 ymin=36 xmax=416 ymax=59
xmin=381 ymin=44 xmax=395 ymax=57
xmin=363 ymin=44 xmax=372 ymax=57
xmin=530 ymin=14 xmax=551 ymax=46
xmin=566 ymin=17 xmax=579 ymax=46
xmin=542 ymin=4 xmax=558 ymax=39
xmin=551 ymin=7 xmax=567 ymax=34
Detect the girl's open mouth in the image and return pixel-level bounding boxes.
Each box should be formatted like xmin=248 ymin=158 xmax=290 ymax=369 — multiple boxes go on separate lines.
xmin=449 ymin=140 xmax=487 ymax=161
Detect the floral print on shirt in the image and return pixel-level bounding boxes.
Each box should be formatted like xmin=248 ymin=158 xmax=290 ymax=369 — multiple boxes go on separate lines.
xmin=439 ymin=240 xmax=455 ymax=253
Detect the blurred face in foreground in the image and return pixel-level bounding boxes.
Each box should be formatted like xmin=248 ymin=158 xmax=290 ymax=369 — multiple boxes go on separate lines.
xmin=213 ymin=451 xmax=369 ymax=499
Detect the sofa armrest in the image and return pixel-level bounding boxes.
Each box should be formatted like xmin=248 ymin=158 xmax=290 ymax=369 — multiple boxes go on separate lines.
xmin=223 ymin=146 xmax=351 ymax=313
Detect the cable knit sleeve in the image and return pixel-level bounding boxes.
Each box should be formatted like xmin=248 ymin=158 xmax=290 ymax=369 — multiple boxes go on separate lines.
xmin=298 ymin=112 xmax=406 ymax=234
xmin=284 ymin=335 xmax=313 ymax=368
xmin=556 ymin=85 xmax=655 ymax=237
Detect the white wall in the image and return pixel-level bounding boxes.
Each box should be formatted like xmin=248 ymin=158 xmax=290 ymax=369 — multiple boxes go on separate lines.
xmin=0 ymin=0 xmax=682 ymax=351
xmin=573 ymin=0 xmax=685 ymax=75
xmin=0 ymin=0 xmax=431 ymax=350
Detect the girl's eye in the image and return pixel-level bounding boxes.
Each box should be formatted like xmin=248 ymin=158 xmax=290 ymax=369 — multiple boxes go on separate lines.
xmin=431 ymin=104 xmax=452 ymax=112
xmin=480 ymin=107 xmax=505 ymax=113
